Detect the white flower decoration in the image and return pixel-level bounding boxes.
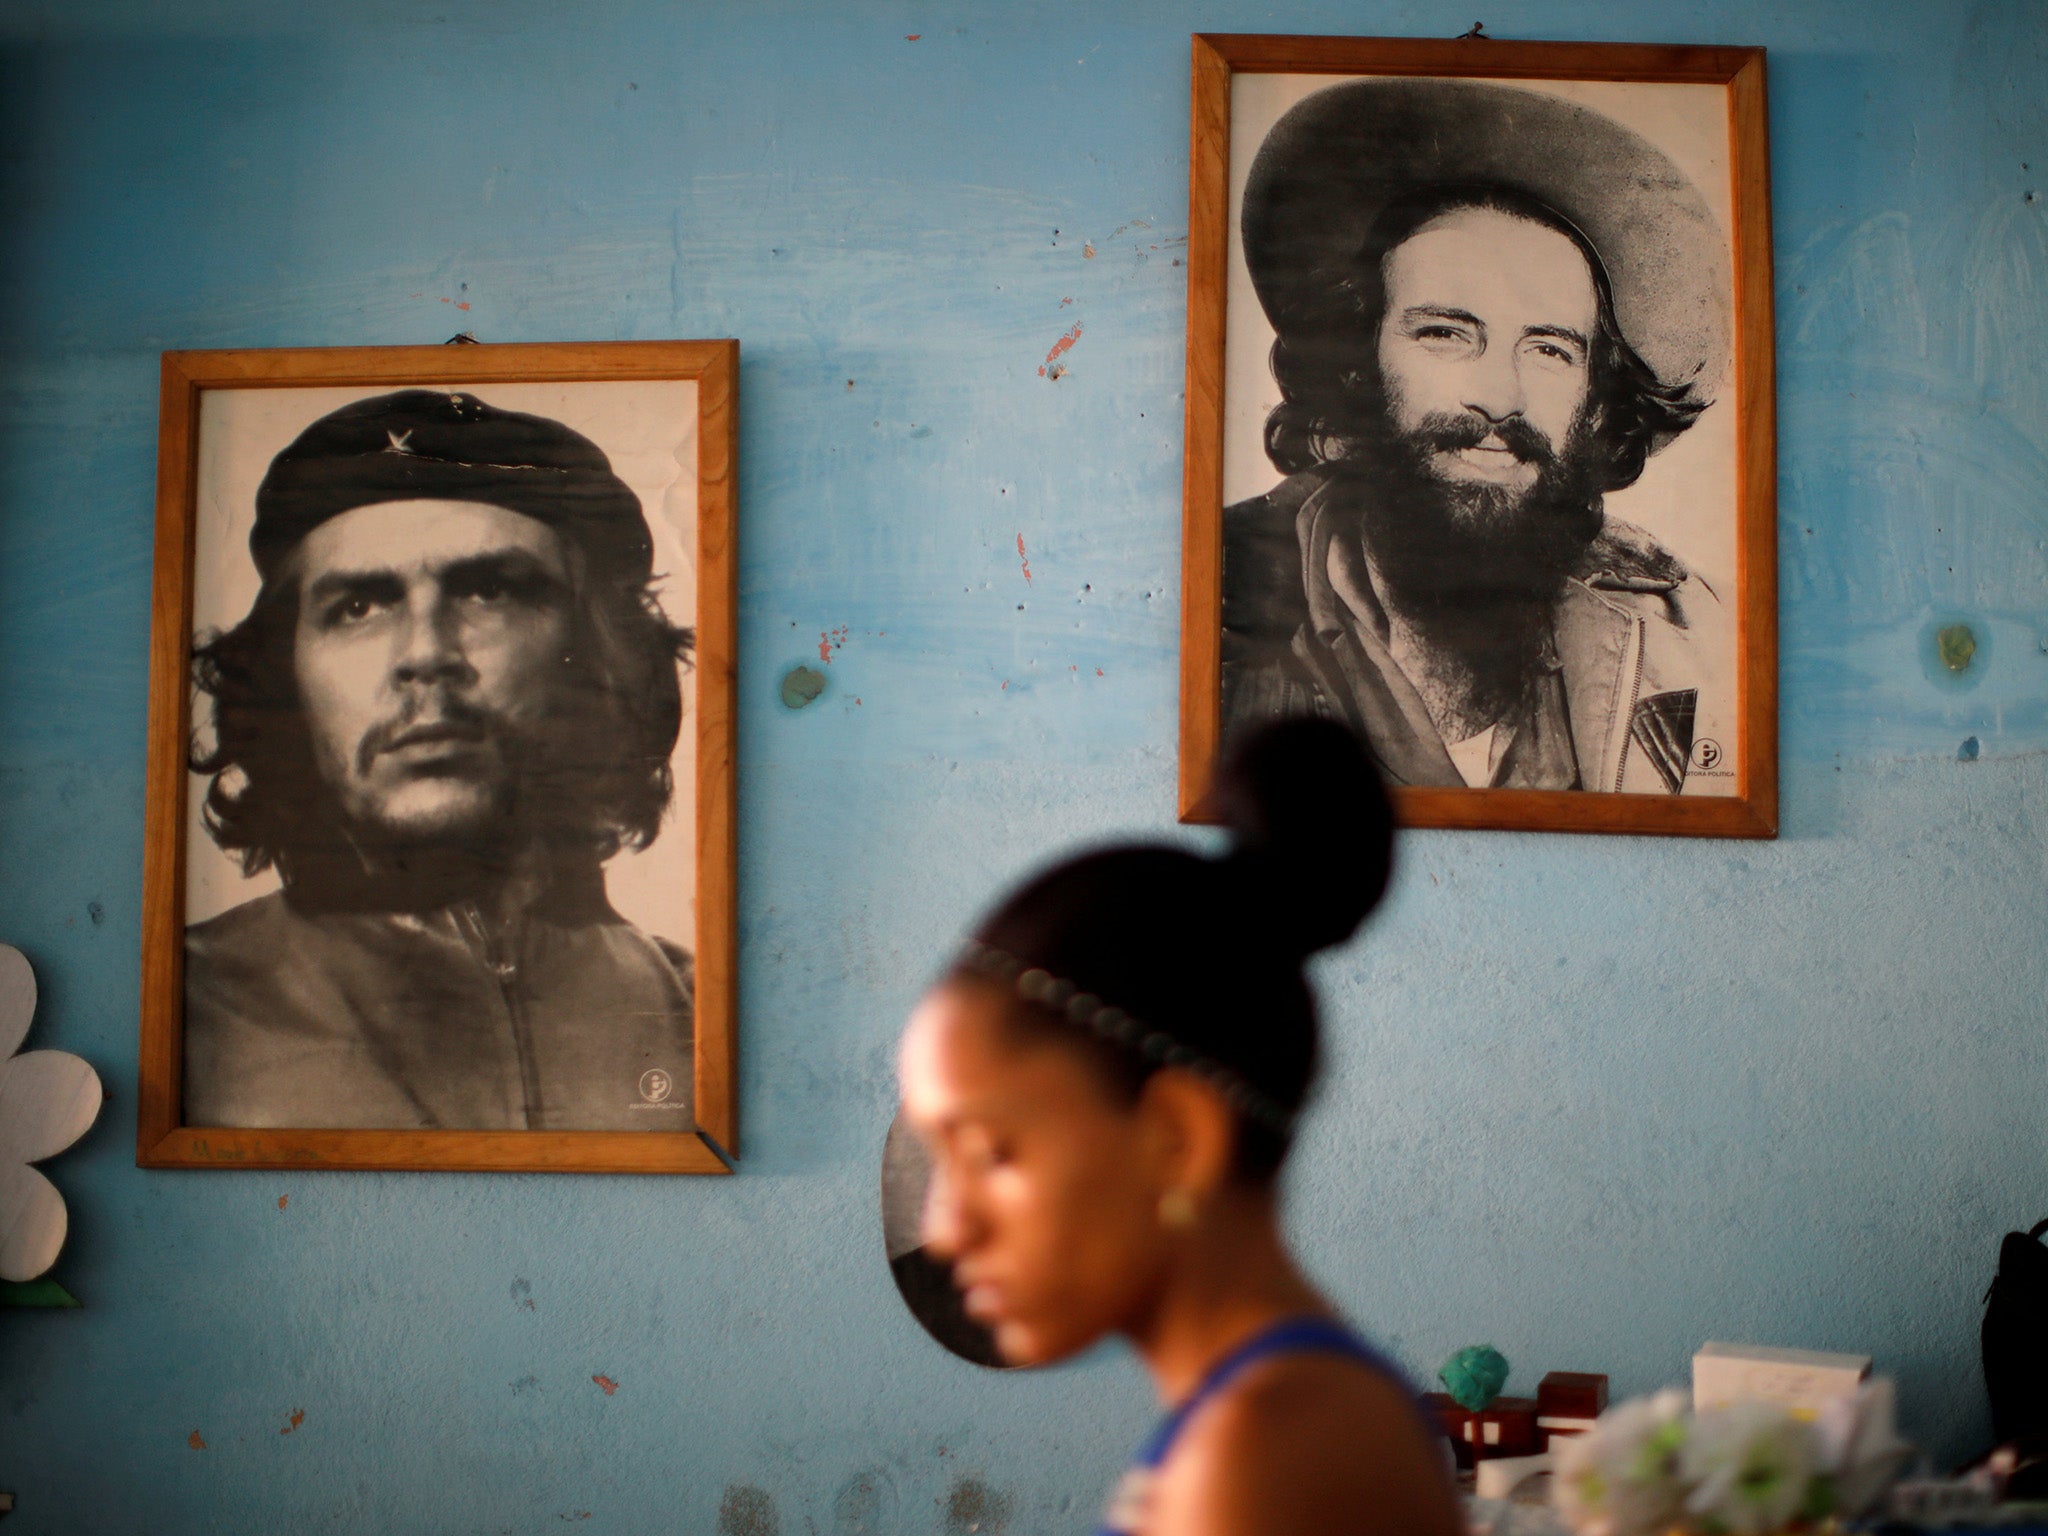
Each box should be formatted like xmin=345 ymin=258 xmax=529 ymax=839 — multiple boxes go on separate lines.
xmin=1679 ymin=1399 xmax=1820 ymax=1536
xmin=1552 ymin=1387 xmax=1692 ymax=1536
xmin=0 ymin=943 xmax=103 ymax=1281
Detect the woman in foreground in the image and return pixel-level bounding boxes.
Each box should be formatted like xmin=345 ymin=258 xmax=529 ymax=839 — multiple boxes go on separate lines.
xmin=897 ymin=718 xmax=1461 ymax=1536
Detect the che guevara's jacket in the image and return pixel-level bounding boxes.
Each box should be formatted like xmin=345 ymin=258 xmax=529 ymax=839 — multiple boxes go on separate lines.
xmin=183 ymin=861 xmax=694 ymax=1132
xmin=1221 ymin=471 xmax=1733 ymax=795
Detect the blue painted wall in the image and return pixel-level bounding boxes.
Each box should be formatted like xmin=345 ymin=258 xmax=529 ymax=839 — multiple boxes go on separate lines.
xmin=1 ymin=1 xmax=2044 ymax=1530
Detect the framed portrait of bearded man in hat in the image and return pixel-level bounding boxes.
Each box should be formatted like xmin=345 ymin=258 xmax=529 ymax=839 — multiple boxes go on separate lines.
xmin=138 ymin=342 xmax=737 ymax=1173
xmin=1178 ymin=35 xmax=1778 ymax=838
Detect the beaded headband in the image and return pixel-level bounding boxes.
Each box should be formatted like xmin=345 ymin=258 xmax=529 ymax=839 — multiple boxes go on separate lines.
xmin=952 ymin=940 xmax=1298 ymax=1137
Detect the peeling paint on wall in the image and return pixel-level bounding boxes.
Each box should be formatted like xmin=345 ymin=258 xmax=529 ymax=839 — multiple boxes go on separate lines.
xmin=1037 ymin=323 xmax=1082 ymax=378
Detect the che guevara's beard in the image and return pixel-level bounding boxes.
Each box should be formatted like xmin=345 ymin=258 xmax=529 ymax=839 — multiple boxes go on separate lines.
xmin=1345 ymin=407 xmax=1605 ymax=654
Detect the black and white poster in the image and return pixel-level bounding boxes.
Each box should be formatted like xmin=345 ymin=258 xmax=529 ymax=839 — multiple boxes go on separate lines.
xmin=179 ymin=380 xmax=702 ymax=1133
xmin=1218 ymin=72 xmax=1742 ymax=798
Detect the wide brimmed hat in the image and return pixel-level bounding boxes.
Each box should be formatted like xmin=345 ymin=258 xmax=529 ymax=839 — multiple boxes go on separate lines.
xmin=1241 ymin=77 xmax=1731 ymax=400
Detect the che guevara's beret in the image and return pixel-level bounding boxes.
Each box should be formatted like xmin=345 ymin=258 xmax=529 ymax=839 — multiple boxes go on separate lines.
xmin=251 ymin=389 xmax=652 ymax=584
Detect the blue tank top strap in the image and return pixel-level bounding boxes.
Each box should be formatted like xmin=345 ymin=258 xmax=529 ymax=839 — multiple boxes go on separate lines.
xmin=1097 ymin=1316 xmax=1424 ymax=1536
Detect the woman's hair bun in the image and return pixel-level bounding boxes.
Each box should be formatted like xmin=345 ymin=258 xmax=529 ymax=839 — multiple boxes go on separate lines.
xmin=1211 ymin=716 xmax=1394 ymax=958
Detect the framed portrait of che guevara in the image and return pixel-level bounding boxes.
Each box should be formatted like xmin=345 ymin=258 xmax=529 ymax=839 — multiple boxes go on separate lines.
xmin=1178 ymin=34 xmax=1778 ymax=837
xmin=137 ymin=341 xmax=737 ymax=1173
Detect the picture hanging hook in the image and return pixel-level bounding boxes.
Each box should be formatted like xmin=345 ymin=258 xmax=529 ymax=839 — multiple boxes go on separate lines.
xmin=1456 ymin=21 xmax=1488 ymax=39
xmin=444 ymin=331 xmax=480 ymax=345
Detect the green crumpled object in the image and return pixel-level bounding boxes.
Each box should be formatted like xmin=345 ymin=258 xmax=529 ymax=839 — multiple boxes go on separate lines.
xmin=1439 ymin=1344 xmax=1510 ymax=1411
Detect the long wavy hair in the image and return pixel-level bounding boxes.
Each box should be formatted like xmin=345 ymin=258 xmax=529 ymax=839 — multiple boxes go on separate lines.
xmin=190 ymin=546 xmax=693 ymax=882
xmin=1262 ymin=184 xmax=1706 ymax=488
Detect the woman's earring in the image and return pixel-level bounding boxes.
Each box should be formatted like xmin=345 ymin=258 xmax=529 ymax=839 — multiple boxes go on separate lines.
xmin=1158 ymin=1188 xmax=1197 ymax=1231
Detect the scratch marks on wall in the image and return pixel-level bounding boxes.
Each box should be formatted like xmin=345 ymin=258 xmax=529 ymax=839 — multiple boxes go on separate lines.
xmin=591 ymin=1375 xmax=619 ymax=1396
xmin=279 ymin=1408 xmax=305 ymax=1435
xmin=1037 ymin=323 xmax=1082 ymax=379
xmin=819 ymin=626 xmax=849 ymax=663
xmin=1015 ymin=535 xmax=1032 ymax=584
xmin=719 ymin=1484 xmax=780 ymax=1536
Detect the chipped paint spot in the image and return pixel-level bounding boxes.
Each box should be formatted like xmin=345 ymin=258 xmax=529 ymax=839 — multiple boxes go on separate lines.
xmin=188 ymin=1430 xmax=206 ymax=1450
xmin=817 ymin=625 xmax=849 ymax=663
xmin=1959 ymin=735 xmax=1981 ymax=760
xmin=1095 ymin=668 xmax=1104 ymax=677
xmin=280 ymin=1408 xmax=305 ymax=1435
xmin=1000 ymin=680 xmax=1008 ymax=690
xmin=1082 ymin=243 xmax=1095 ymax=258
xmin=593 ymin=1375 xmax=619 ymax=1395
xmin=906 ymin=33 xmax=920 ymax=40
xmin=781 ymin=665 xmax=826 ymax=709
xmin=276 ymin=1194 xmax=287 ymax=1211
xmin=719 ymin=1484 xmax=780 ymax=1536
xmin=1036 ymin=323 xmax=1083 ymax=377
xmin=1016 ymin=534 xmax=1032 ymax=583
xmin=1937 ymin=622 xmax=1978 ymax=672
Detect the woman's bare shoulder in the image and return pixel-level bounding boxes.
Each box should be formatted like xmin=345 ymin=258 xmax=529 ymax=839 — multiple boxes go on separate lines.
xmin=1145 ymin=1354 xmax=1461 ymax=1536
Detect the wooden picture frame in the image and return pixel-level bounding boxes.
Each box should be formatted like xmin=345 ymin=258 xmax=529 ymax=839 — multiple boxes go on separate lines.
xmin=1179 ymin=34 xmax=1777 ymax=837
xmin=138 ymin=341 xmax=737 ymax=1172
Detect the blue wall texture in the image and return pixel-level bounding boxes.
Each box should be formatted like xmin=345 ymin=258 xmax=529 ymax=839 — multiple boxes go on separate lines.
xmin=2 ymin=2 xmax=2045 ymax=1531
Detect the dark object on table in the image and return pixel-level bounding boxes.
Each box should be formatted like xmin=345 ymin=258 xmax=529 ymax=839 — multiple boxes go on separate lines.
xmin=1538 ymin=1370 xmax=1610 ymax=1446
xmin=1984 ymin=1217 xmax=2048 ymax=1444
xmin=1981 ymin=1216 xmax=2048 ymax=1499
